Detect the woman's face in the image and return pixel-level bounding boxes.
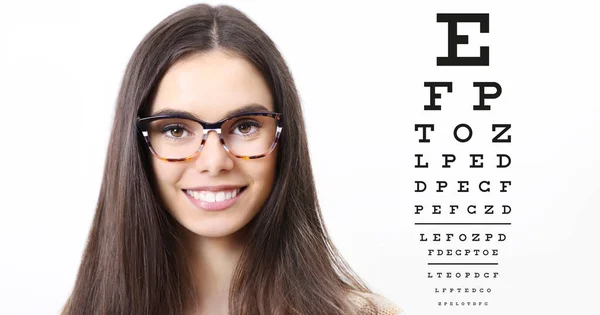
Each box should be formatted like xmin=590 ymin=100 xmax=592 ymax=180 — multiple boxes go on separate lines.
xmin=149 ymin=49 xmax=277 ymax=238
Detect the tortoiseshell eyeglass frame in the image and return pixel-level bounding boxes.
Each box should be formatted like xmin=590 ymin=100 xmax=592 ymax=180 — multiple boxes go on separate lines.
xmin=136 ymin=111 xmax=283 ymax=162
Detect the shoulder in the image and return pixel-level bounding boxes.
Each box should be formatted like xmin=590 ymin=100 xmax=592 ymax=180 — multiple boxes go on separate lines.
xmin=347 ymin=290 xmax=405 ymax=315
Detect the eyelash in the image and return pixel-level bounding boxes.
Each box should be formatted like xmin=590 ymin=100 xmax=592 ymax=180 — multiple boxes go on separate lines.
xmin=231 ymin=120 xmax=262 ymax=136
xmin=161 ymin=124 xmax=191 ymax=140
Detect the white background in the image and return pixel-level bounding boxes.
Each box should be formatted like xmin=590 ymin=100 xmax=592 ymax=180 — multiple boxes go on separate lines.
xmin=0 ymin=1 xmax=598 ymax=314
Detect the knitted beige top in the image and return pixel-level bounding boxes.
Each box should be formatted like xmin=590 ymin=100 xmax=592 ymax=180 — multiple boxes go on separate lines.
xmin=348 ymin=291 xmax=405 ymax=315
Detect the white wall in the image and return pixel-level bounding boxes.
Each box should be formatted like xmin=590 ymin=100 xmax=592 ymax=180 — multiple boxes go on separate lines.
xmin=0 ymin=1 xmax=598 ymax=314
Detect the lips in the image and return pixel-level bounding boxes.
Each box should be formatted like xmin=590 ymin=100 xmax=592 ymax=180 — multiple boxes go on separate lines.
xmin=185 ymin=184 xmax=245 ymax=192
xmin=182 ymin=186 xmax=247 ymax=205
xmin=185 ymin=187 xmax=244 ymax=202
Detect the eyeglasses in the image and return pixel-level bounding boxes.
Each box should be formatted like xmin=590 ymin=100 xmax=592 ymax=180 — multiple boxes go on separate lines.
xmin=136 ymin=111 xmax=283 ymax=161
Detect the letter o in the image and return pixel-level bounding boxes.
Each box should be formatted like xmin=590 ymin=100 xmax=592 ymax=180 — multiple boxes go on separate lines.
xmin=454 ymin=123 xmax=473 ymax=142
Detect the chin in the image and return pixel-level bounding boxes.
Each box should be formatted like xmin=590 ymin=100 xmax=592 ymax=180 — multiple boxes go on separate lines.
xmin=178 ymin=208 xmax=254 ymax=239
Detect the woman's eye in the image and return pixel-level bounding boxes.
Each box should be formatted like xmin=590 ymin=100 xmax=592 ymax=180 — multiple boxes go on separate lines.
xmin=233 ymin=121 xmax=261 ymax=135
xmin=163 ymin=125 xmax=188 ymax=138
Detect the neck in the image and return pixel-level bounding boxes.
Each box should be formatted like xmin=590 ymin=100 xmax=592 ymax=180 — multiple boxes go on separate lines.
xmin=182 ymin=226 xmax=248 ymax=314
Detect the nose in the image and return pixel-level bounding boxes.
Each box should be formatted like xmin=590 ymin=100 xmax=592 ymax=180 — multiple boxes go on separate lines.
xmin=194 ymin=130 xmax=234 ymax=176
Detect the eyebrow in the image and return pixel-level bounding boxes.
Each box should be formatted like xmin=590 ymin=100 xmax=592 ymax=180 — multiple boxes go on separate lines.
xmin=150 ymin=103 xmax=270 ymax=120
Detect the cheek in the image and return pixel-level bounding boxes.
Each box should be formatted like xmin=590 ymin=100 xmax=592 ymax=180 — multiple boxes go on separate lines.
xmin=151 ymin=158 xmax=184 ymax=195
xmin=246 ymin=152 xmax=277 ymax=193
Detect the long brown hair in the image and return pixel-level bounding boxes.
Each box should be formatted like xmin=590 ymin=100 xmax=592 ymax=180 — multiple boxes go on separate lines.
xmin=63 ymin=4 xmax=374 ymax=314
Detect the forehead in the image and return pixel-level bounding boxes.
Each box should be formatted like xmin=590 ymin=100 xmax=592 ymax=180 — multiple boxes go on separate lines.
xmin=150 ymin=49 xmax=273 ymax=121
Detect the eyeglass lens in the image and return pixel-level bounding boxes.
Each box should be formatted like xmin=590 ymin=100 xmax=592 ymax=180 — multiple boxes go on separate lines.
xmin=145 ymin=115 xmax=278 ymax=159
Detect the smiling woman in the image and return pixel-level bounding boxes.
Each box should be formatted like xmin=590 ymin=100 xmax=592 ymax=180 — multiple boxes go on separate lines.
xmin=147 ymin=50 xmax=280 ymax=240
xmin=61 ymin=4 xmax=403 ymax=315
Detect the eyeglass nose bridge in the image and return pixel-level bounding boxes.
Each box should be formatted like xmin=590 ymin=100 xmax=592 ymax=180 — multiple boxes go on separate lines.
xmin=198 ymin=128 xmax=231 ymax=154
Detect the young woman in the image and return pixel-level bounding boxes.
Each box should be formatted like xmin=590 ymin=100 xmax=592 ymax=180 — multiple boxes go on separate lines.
xmin=62 ymin=4 xmax=403 ymax=315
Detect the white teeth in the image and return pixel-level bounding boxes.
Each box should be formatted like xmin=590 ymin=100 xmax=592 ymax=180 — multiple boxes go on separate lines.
xmin=186 ymin=188 xmax=241 ymax=203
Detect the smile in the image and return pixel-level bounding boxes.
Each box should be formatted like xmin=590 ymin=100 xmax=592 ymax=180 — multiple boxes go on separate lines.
xmin=185 ymin=187 xmax=242 ymax=202
xmin=183 ymin=186 xmax=248 ymax=211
